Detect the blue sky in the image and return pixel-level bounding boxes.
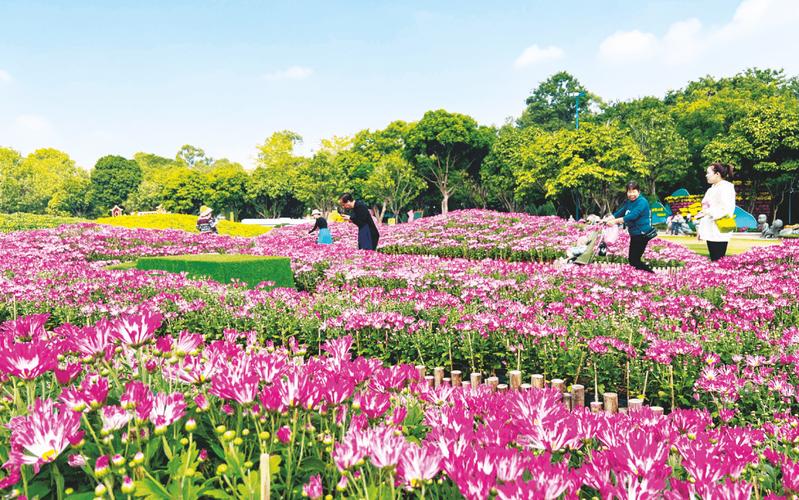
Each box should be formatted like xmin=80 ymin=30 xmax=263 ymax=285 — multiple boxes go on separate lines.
xmin=1 ymin=0 xmax=797 ymax=169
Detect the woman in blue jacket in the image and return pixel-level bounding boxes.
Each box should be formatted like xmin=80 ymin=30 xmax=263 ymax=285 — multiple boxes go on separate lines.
xmin=605 ymin=181 xmax=654 ymax=273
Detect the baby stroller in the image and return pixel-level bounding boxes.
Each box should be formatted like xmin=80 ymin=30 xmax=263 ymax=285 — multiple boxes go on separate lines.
xmin=568 ymin=224 xmax=617 ymax=265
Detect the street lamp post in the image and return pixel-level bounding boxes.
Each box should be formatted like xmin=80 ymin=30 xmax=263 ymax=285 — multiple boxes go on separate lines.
xmin=570 ymin=91 xmax=586 ymax=219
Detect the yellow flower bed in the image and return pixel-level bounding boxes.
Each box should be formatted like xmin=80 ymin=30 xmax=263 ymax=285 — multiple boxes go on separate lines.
xmin=96 ymin=214 xmax=271 ymax=237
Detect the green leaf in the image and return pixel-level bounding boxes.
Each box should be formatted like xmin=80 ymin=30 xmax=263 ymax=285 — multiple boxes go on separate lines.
xmin=26 ymin=481 xmax=51 ymax=500
xmin=134 ymin=477 xmax=171 ymax=499
xmin=198 ymin=489 xmax=229 ymax=499
xmin=270 ymin=454 xmax=282 ymax=474
xmin=300 ymin=456 xmax=326 ymax=475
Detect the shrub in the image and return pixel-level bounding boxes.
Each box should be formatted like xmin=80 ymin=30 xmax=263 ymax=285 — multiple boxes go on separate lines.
xmin=0 ymin=212 xmax=87 ymax=232
xmin=135 ymin=254 xmax=295 ymax=289
xmin=96 ymin=213 xmax=270 ymax=237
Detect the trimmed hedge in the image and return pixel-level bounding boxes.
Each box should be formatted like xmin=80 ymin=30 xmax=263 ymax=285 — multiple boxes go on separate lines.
xmin=96 ymin=214 xmax=270 ymax=237
xmin=135 ymin=254 xmax=294 ymax=289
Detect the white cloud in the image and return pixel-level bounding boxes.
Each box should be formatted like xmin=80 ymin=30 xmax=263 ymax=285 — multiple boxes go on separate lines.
xmin=598 ymin=0 xmax=799 ymax=67
xmin=262 ymin=66 xmax=314 ymax=81
xmin=598 ymin=30 xmax=659 ymax=64
xmin=0 ymin=69 xmax=11 ymax=83
xmin=15 ymin=114 xmax=52 ymax=133
xmin=514 ymin=44 xmax=564 ymax=68
xmin=662 ymin=18 xmax=703 ymax=65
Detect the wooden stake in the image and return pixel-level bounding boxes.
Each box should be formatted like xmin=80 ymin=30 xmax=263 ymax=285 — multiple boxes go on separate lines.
xmin=520 ymin=383 xmax=532 ymax=391
xmin=433 ymin=367 xmax=444 ymax=388
xmin=571 ymin=384 xmax=585 ymax=409
xmin=497 ymin=384 xmax=508 ymax=392
xmin=415 ymin=365 xmax=426 ymax=379
xmin=470 ymin=372 xmax=482 ymax=389
xmin=603 ymin=392 xmax=618 ymax=414
xmin=486 ymin=376 xmax=499 ymax=390
xmin=450 ymin=370 xmax=462 ymax=387
xmin=531 ymin=374 xmax=545 ymax=389
xmin=551 ymin=379 xmax=566 ymax=393
xmin=628 ymin=398 xmax=643 ymax=412
xmin=590 ymin=401 xmax=603 ymax=413
xmin=509 ymin=370 xmax=522 ymax=390
xmin=562 ymin=393 xmax=573 ymax=410
xmin=651 ymin=406 xmax=664 ymax=416
xmin=424 ymin=375 xmax=434 ymax=387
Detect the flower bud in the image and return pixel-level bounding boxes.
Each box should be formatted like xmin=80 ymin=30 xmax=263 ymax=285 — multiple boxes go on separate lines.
xmin=121 ymin=476 xmax=135 ymax=494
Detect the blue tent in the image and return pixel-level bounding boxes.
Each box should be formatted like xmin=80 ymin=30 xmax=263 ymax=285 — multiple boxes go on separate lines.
xmin=734 ymin=206 xmax=757 ymax=229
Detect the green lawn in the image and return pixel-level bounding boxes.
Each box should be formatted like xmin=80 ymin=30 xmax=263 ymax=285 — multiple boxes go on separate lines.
xmin=658 ymin=234 xmax=779 ymax=257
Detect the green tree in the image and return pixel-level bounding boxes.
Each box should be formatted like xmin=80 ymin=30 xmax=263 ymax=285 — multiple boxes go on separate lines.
xmin=207 ymin=160 xmax=249 ymax=220
xmin=704 ymin=96 xmax=799 ymax=216
xmin=350 ymin=121 xmax=414 ymax=198
xmin=293 ymin=149 xmax=350 ymax=215
xmin=0 ymin=148 xmax=85 ymax=214
xmin=480 ymin=125 xmax=542 ymax=211
xmin=406 ymin=110 xmax=492 ymax=215
xmin=517 ymin=71 xmax=601 ymax=131
xmin=159 ymin=169 xmax=212 ymax=214
xmin=517 ymin=123 xmax=647 ymax=215
xmin=362 ymin=151 xmax=425 ymax=221
xmin=176 ymin=144 xmax=213 ymax=172
xmin=90 ymin=155 xmax=143 ymax=215
xmin=669 ymin=68 xmax=797 ymax=182
xmin=249 ymin=131 xmax=304 ymax=218
xmin=125 ymin=153 xmax=183 ymax=212
xmin=0 ymin=147 xmax=24 ymax=213
xmin=602 ymin=97 xmax=690 ymax=198
xmin=47 ymin=171 xmax=93 ymax=217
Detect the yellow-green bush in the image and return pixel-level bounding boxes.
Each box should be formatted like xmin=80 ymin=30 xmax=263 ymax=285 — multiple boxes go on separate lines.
xmin=96 ymin=214 xmax=270 ymax=237
xmin=0 ymin=213 xmax=87 ymax=233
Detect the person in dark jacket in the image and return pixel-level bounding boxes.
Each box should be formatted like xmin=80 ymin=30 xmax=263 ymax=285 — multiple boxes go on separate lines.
xmin=605 ymin=181 xmax=654 ymax=273
xmin=338 ymin=193 xmax=379 ymax=250
xmin=308 ymin=209 xmax=333 ymax=244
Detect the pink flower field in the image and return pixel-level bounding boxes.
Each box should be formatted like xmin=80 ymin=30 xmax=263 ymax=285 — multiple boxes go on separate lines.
xmin=1 ymin=210 xmax=799 ymax=498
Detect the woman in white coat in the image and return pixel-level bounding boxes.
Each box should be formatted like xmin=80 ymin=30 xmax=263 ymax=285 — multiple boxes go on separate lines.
xmin=696 ymin=163 xmax=736 ymax=261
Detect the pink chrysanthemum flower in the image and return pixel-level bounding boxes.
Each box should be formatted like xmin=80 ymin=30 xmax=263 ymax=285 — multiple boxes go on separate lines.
xmin=4 ymin=399 xmax=83 ymax=473
xmin=149 ymin=392 xmax=187 ymax=434
xmin=111 ymin=310 xmax=163 ymax=347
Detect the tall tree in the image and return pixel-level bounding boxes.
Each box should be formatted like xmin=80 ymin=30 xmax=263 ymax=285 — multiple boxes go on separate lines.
xmin=0 ymin=147 xmax=24 ymax=213
xmin=250 ymin=131 xmax=304 ymax=218
xmin=669 ymin=68 xmax=796 ymax=180
xmin=362 ymin=151 xmax=425 ymax=222
xmin=703 ymin=96 xmax=799 ymax=216
xmin=176 ymin=144 xmax=213 ymax=172
xmin=517 ymin=123 xmax=647 ymax=215
xmin=293 ymin=150 xmax=350 ymax=215
xmin=406 ymin=110 xmax=492 ymax=215
xmin=517 ymin=71 xmax=601 ymax=131
xmin=158 ymin=169 xmax=212 ymax=214
xmin=0 ymin=148 xmax=84 ymax=214
xmin=602 ymin=97 xmax=690 ymax=198
xmin=90 ymin=155 xmax=142 ymax=215
xmin=207 ymin=160 xmax=249 ymax=220
xmin=480 ymin=125 xmax=542 ymax=212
